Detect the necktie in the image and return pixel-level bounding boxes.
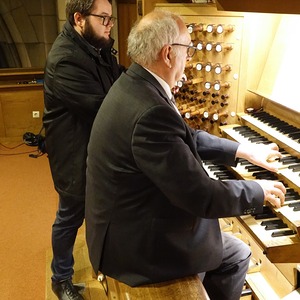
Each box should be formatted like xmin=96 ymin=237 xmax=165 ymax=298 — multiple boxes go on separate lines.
xmin=169 ymin=95 xmax=181 ymax=115
xmin=170 ymin=95 xmax=176 ymax=104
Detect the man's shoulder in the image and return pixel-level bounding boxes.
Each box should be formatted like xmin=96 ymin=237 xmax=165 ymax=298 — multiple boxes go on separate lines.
xmin=48 ymin=34 xmax=91 ymax=69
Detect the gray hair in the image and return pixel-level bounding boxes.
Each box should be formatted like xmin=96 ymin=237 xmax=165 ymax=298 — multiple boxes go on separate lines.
xmin=127 ymin=10 xmax=182 ymax=67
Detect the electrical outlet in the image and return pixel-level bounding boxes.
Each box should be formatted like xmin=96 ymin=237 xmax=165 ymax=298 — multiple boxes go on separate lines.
xmin=32 ymin=111 xmax=40 ymax=118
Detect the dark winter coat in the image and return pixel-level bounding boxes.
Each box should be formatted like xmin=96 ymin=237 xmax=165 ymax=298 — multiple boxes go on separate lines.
xmin=43 ymin=21 xmax=124 ymax=198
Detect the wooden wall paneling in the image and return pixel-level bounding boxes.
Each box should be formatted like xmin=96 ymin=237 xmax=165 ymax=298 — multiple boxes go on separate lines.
xmin=0 ymin=68 xmax=44 ymax=142
xmin=135 ymin=0 xmax=169 ymax=17
xmin=141 ymin=0 xmax=168 ymax=15
xmin=1 ymin=86 xmax=44 ymax=140
xmin=117 ymin=2 xmax=137 ymax=68
xmin=216 ymin=0 xmax=300 ymax=15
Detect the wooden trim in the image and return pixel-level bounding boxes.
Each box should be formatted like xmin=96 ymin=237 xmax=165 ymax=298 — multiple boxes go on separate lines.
xmin=115 ymin=0 xmax=136 ymax=4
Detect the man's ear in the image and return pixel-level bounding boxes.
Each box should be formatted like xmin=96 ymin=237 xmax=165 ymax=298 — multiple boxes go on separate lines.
xmin=161 ymin=44 xmax=173 ymax=69
xmin=74 ymin=12 xmax=85 ymax=28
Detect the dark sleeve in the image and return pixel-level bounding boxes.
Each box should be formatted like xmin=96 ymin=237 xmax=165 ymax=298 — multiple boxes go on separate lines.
xmin=132 ymin=105 xmax=264 ymax=218
xmin=52 ymin=57 xmax=106 ymax=121
xmin=193 ymin=129 xmax=240 ymax=166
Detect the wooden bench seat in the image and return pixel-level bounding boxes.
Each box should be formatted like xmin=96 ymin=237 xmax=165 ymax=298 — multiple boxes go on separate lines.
xmin=97 ymin=274 xmax=210 ymax=300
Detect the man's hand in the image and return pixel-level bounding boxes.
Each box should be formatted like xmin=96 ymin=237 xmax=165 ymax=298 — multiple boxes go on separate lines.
xmin=255 ymin=180 xmax=286 ymax=208
xmin=236 ymin=142 xmax=282 ymax=173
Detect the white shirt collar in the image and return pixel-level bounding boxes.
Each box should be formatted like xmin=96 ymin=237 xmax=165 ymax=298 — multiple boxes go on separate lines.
xmin=145 ymin=68 xmax=172 ymax=100
xmin=144 ymin=68 xmax=180 ymax=115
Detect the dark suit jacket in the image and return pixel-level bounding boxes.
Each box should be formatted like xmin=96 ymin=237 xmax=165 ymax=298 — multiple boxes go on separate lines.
xmin=85 ymin=63 xmax=264 ymax=286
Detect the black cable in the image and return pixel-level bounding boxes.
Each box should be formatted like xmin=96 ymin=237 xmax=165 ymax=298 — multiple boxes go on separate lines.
xmin=1 ymin=126 xmax=46 ymax=157
xmin=0 ymin=142 xmax=25 ymax=149
xmin=0 ymin=142 xmax=42 ymax=157
xmin=0 ymin=150 xmax=37 ymax=156
xmin=28 ymin=150 xmax=45 ymax=158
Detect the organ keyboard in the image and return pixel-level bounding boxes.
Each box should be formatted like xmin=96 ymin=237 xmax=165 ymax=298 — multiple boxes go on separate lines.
xmin=204 ymin=159 xmax=300 ymax=298
xmin=223 ymin=115 xmax=300 ymax=252
xmin=203 ymin=109 xmax=300 ymax=299
xmin=240 ymin=111 xmax=300 ymax=154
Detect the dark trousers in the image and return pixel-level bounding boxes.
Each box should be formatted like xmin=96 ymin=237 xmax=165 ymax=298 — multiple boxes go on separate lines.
xmin=51 ymin=194 xmax=85 ymax=282
xmin=202 ymin=232 xmax=251 ymax=300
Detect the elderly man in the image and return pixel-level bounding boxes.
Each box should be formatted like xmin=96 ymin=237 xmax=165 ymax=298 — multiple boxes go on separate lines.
xmin=85 ymin=10 xmax=285 ymax=300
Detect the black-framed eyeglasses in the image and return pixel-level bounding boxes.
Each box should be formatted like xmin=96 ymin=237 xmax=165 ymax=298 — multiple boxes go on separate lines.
xmin=88 ymin=14 xmax=116 ymax=26
xmin=171 ymin=43 xmax=197 ymax=58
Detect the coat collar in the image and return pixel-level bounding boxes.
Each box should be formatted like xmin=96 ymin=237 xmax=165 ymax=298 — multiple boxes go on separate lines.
xmin=127 ymin=63 xmax=172 ymax=105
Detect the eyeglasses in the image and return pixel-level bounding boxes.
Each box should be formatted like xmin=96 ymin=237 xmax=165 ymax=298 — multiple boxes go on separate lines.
xmin=171 ymin=43 xmax=197 ymax=58
xmin=88 ymin=14 xmax=116 ymax=26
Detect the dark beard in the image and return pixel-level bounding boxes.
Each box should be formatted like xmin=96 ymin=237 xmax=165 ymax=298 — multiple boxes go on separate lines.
xmin=82 ymin=20 xmax=111 ymax=49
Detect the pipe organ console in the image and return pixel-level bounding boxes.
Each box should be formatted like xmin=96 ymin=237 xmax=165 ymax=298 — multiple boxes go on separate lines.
xmin=216 ymin=112 xmax=300 ymax=299
xmin=169 ymin=4 xmax=245 ymax=136
xmin=156 ymin=3 xmax=300 ymax=299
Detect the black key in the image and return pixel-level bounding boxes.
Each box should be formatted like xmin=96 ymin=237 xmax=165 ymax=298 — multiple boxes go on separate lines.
xmin=288 ymin=202 xmax=300 ymax=208
xmin=265 ymin=223 xmax=288 ymax=230
xmin=208 ymin=166 xmax=227 ymax=171
xmin=271 ymin=230 xmax=295 ymax=237
xmin=218 ymin=175 xmax=236 ymax=180
xmin=261 ymin=219 xmax=282 ymax=226
xmin=288 ymin=132 xmax=300 ymax=139
xmin=280 ymin=157 xmax=300 ymax=164
xmin=285 ymin=195 xmax=300 ymax=202
xmin=246 ymin=165 xmax=265 ymax=172
xmin=214 ymin=171 xmax=229 ymax=176
xmin=253 ymin=206 xmax=276 ymax=219
xmin=240 ymin=160 xmax=252 ymax=166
